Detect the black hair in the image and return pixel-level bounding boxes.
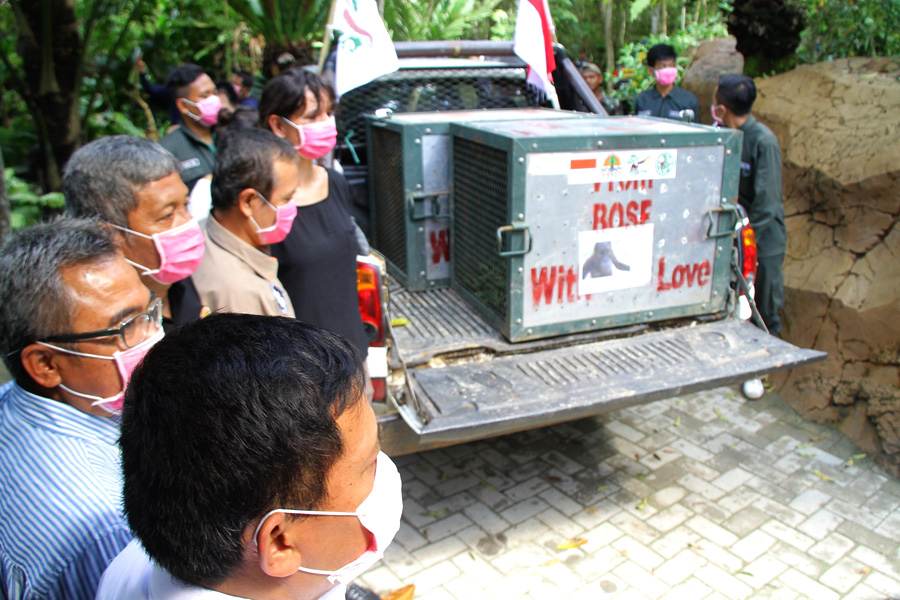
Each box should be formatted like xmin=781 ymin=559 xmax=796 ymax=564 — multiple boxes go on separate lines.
xmin=216 ymin=106 xmax=260 ymax=136
xmin=165 ymin=64 xmax=206 ymax=100
xmin=716 ymin=74 xmax=757 ymax=116
xmin=234 ymin=70 xmax=254 ymax=88
xmin=216 ymin=80 xmax=239 ymax=108
xmin=258 ymin=68 xmax=335 ymax=129
xmin=0 ymin=218 xmax=118 ymax=382
xmin=63 ymin=135 xmax=179 ymax=228
xmin=646 ymin=44 xmax=677 ymax=68
xmin=120 ymin=313 xmax=365 ymax=588
xmin=210 ymin=128 xmax=298 ymax=212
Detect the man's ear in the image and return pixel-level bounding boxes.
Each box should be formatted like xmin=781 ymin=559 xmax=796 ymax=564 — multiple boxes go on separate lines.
xmin=20 ymin=344 xmax=63 ymax=389
xmin=255 ymin=512 xmax=304 ymax=578
xmin=175 ymin=97 xmax=192 ymax=116
xmin=237 ymin=189 xmax=260 ymax=219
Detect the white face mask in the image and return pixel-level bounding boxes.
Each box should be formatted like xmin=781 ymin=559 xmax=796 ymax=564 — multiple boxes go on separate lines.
xmin=254 ymin=451 xmax=403 ymax=586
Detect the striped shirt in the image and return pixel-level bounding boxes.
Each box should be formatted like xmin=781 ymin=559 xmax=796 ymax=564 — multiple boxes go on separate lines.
xmin=0 ymin=381 xmax=132 ymax=599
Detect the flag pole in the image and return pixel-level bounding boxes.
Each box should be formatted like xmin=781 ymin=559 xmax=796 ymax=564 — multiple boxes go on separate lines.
xmin=317 ymin=0 xmax=340 ymax=74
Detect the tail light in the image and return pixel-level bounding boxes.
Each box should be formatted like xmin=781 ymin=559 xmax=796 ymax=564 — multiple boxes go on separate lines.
xmin=741 ymin=225 xmax=758 ymax=289
xmin=357 ymin=257 xmax=387 ymax=402
xmin=357 ymin=261 xmax=385 ymax=347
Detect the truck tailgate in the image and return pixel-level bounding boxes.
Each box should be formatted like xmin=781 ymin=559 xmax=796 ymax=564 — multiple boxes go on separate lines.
xmin=389 ymin=284 xmax=826 ymax=445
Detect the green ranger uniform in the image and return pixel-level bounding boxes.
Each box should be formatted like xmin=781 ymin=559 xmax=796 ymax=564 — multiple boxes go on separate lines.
xmin=738 ymin=114 xmax=786 ymax=334
xmin=633 ymin=86 xmax=700 ymax=122
xmin=159 ymin=126 xmax=216 ymax=192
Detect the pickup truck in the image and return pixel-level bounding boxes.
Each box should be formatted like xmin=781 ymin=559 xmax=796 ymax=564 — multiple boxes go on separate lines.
xmin=339 ymin=41 xmax=825 ymax=456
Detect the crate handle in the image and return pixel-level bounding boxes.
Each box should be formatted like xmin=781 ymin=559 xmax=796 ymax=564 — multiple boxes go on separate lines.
xmin=706 ymin=204 xmax=739 ymax=239
xmin=407 ymin=192 xmax=450 ymax=221
xmin=496 ymin=223 xmax=532 ymax=257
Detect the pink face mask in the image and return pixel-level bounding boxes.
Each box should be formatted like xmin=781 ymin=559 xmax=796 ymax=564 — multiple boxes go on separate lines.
xmin=39 ymin=328 xmax=164 ymax=415
xmin=653 ymin=67 xmax=678 ymax=87
xmin=183 ymin=95 xmax=222 ymax=127
xmin=251 ymin=192 xmax=297 ymax=245
xmin=281 ymin=116 xmax=338 ymax=160
xmin=111 ymin=219 xmax=206 ymax=285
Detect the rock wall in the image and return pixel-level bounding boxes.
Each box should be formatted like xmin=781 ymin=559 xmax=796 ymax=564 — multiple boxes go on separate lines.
xmin=682 ymin=38 xmax=745 ymax=125
xmin=754 ymin=58 xmax=900 ymax=476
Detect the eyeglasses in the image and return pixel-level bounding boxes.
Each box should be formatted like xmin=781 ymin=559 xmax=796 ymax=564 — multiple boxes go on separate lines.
xmin=40 ymin=297 xmax=164 ymax=349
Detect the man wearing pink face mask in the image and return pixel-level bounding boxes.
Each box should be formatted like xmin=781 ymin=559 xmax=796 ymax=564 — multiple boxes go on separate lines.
xmin=96 ymin=315 xmax=402 ymax=600
xmin=0 ymin=218 xmax=163 ymax=598
xmin=160 ymin=64 xmax=220 ymax=192
xmin=64 ymin=135 xmax=208 ymax=331
xmin=190 ymin=128 xmax=299 ymax=317
xmin=633 ymin=44 xmax=699 ymax=123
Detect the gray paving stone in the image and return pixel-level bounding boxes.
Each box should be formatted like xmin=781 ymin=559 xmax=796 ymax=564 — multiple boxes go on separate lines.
xmin=807 ymin=531 xmax=856 ymax=565
xmin=778 ymin=567 xmax=841 ymax=600
xmin=819 ymin=555 xmax=869 ymax=594
xmin=731 ymin=529 xmax=778 ymax=562
xmin=369 ymin=388 xmax=900 ymax=600
xmin=722 ymin=505 xmax=771 ymax=537
xmin=797 ymin=507 xmax=844 ymax=540
xmin=837 ymin=519 xmax=898 ymax=555
xmin=740 ymin=554 xmax=789 ymax=587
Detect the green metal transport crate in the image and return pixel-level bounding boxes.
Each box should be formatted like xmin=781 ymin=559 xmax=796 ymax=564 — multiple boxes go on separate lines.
xmin=450 ymin=116 xmax=744 ymax=342
xmin=367 ymin=109 xmax=587 ymax=291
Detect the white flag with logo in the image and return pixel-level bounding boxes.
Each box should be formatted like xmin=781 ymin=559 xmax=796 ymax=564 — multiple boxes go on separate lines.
xmin=332 ymin=0 xmax=399 ymax=97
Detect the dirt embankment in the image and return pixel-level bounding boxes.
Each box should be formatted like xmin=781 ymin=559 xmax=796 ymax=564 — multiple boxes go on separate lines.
xmin=754 ymin=58 xmax=900 ymax=476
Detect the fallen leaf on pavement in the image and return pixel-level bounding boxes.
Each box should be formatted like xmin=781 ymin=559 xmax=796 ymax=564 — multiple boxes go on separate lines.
xmin=636 ymin=497 xmax=648 ymax=510
xmin=715 ymin=408 xmax=729 ymax=422
xmin=390 ymin=318 xmax=409 ymax=327
xmin=674 ymin=416 xmax=682 ymax=427
xmin=381 ymin=584 xmax=415 ymax=600
xmin=813 ymin=469 xmax=834 ymax=482
xmin=810 ymin=434 xmax=827 ymax=442
xmin=424 ymin=510 xmax=445 ymax=517
xmin=540 ymin=559 xmax=561 ymax=567
xmin=556 ymin=538 xmax=588 ymax=550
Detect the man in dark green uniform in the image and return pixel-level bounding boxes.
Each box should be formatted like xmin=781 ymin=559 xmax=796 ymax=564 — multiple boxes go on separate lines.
xmin=713 ymin=74 xmax=786 ymax=398
xmin=159 ymin=64 xmax=219 ymax=192
xmin=633 ymin=44 xmax=699 ymax=122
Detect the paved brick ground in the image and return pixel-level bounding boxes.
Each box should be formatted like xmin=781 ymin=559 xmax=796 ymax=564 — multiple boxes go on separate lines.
xmin=360 ymin=387 xmax=900 ymax=600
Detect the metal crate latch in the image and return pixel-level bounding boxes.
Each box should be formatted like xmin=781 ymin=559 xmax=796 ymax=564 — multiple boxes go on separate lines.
xmin=496 ymin=222 xmax=532 ymax=257
xmin=407 ymin=192 xmax=450 ymax=221
xmin=706 ymin=203 xmax=740 ymax=239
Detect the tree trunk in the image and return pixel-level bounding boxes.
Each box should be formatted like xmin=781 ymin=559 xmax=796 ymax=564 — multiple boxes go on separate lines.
xmin=661 ymin=0 xmax=667 ymax=36
xmin=651 ymin=4 xmax=659 ymax=34
xmin=0 ymin=146 xmax=8 ymax=243
xmin=604 ymin=0 xmax=614 ymax=91
xmin=618 ymin=2 xmax=627 ymax=48
xmin=681 ymin=2 xmax=686 ymax=31
xmin=700 ymin=0 xmax=706 ymax=23
xmin=15 ymin=0 xmax=82 ymax=192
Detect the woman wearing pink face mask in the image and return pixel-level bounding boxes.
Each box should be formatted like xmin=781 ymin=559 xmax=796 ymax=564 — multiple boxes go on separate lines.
xmin=632 ymin=44 xmax=700 ymax=123
xmin=259 ymin=70 xmax=370 ymax=359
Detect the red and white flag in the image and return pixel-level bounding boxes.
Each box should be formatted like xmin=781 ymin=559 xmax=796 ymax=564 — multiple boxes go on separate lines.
xmin=513 ymin=0 xmax=558 ymax=104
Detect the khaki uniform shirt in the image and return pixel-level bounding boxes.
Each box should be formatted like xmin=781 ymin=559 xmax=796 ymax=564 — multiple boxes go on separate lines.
xmin=191 ymin=216 xmax=295 ymax=317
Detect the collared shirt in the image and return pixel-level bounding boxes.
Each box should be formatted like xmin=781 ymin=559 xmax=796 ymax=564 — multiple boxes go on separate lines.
xmin=738 ymin=114 xmax=786 ymax=257
xmin=191 ymin=216 xmax=295 ymax=317
xmin=0 ymin=381 xmax=131 ymax=599
xmin=159 ymin=126 xmax=216 ymax=192
xmin=633 ymin=86 xmax=700 ymax=122
xmin=97 ymin=540 xmax=348 ymax=600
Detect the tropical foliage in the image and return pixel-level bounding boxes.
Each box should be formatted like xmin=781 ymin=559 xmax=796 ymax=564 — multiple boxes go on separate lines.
xmin=1 ymin=0 xmax=897 ymax=229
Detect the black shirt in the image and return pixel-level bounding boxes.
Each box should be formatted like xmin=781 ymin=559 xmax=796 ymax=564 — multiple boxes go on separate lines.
xmin=271 ymin=169 xmax=369 ymax=356
xmin=162 ymin=278 xmax=206 ymax=333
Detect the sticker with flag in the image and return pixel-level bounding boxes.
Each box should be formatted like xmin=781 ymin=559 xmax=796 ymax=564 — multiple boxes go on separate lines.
xmin=331 ymin=0 xmax=399 ymax=98
xmin=513 ymin=0 xmax=558 ymax=106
